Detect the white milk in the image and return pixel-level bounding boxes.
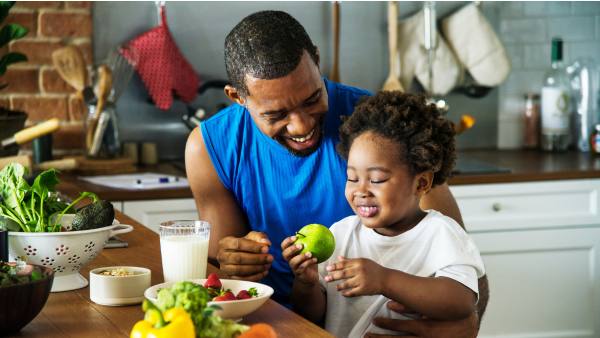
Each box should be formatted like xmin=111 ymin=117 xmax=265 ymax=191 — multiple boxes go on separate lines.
xmin=160 ymin=235 xmax=209 ymax=282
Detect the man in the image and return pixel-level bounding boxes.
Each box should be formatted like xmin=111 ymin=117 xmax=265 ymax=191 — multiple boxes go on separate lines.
xmin=185 ymin=10 xmax=488 ymax=337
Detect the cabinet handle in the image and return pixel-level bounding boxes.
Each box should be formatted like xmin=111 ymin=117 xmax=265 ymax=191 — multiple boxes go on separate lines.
xmin=492 ymin=203 xmax=501 ymax=212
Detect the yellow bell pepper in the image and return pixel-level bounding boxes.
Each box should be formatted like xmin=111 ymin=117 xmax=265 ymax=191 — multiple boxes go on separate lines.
xmin=130 ymin=301 xmax=195 ymax=338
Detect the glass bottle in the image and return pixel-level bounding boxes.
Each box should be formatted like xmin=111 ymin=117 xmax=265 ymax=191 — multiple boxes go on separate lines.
xmin=541 ymin=37 xmax=571 ymax=152
xmin=523 ymin=93 xmax=540 ymax=149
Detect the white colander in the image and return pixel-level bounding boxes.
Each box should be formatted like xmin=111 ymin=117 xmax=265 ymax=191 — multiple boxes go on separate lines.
xmin=8 ymin=220 xmax=133 ymax=292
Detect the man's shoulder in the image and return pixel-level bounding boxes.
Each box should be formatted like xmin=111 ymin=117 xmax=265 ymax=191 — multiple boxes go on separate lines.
xmin=202 ymin=103 xmax=245 ymax=126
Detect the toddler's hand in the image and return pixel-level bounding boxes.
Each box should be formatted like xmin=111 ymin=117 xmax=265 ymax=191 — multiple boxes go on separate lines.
xmin=324 ymin=256 xmax=387 ymax=297
xmin=281 ymin=236 xmax=319 ymax=286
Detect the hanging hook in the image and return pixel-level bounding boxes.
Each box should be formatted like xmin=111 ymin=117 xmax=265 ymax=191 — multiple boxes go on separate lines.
xmin=155 ymin=1 xmax=165 ymax=25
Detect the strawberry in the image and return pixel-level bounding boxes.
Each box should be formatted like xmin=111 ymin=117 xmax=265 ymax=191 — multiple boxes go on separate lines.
xmin=213 ymin=290 xmax=236 ymax=302
xmin=236 ymin=287 xmax=259 ymax=300
xmin=203 ymin=273 xmax=222 ymax=289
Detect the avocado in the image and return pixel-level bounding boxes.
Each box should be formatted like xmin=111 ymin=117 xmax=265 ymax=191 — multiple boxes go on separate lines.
xmin=71 ymin=200 xmax=115 ymax=231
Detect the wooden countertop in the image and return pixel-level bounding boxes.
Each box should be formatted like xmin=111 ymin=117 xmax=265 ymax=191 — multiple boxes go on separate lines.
xmin=11 ymin=211 xmax=332 ymax=338
xmin=449 ymin=149 xmax=600 ymax=185
xmin=56 ymin=150 xmax=600 ymax=202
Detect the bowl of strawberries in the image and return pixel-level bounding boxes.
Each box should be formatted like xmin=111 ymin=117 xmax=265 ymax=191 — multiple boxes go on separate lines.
xmin=144 ymin=273 xmax=274 ymax=319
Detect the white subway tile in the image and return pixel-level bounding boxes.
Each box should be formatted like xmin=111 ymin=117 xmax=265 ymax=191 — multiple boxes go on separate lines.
xmin=505 ymin=44 xmax=524 ymax=69
xmin=568 ymin=41 xmax=600 ymax=61
xmin=500 ymin=18 xmax=546 ymax=43
xmin=547 ymin=2 xmax=571 ymax=16
xmin=572 ymin=2 xmax=600 ymax=15
xmin=524 ymin=43 xmax=550 ymax=69
xmin=501 ymin=70 xmax=545 ymax=95
xmin=523 ymin=2 xmax=547 ymax=16
xmin=499 ymin=1 xmax=523 ymax=18
xmin=548 ymin=16 xmax=595 ymax=41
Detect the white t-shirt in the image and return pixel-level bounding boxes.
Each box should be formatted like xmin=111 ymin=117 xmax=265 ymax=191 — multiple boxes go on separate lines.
xmin=318 ymin=210 xmax=485 ymax=338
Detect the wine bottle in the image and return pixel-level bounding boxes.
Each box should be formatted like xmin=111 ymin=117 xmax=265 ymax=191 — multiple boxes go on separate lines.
xmin=541 ymin=37 xmax=571 ymax=151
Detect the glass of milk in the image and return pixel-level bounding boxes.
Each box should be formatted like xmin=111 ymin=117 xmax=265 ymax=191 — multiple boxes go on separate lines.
xmin=159 ymin=220 xmax=211 ymax=283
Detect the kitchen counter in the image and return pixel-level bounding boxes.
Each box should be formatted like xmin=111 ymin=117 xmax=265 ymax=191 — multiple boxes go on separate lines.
xmin=11 ymin=211 xmax=333 ymax=338
xmin=449 ymin=149 xmax=600 ymax=185
xmin=56 ymin=150 xmax=600 ymax=201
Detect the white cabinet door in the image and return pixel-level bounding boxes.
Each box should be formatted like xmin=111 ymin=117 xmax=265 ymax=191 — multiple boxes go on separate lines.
xmin=473 ymin=227 xmax=600 ymax=338
xmin=122 ymin=198 xmax=198 ymax=233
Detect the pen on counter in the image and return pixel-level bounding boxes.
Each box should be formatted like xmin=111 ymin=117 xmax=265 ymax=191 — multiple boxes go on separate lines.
xmin=135 ymin=176 xmax=180 ymax=185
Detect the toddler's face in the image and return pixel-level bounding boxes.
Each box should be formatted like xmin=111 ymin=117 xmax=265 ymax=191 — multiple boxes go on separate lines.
xmin=345 ymin=131 xmax=424 ymax=235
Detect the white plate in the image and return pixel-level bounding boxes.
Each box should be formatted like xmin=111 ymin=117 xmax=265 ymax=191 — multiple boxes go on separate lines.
xmin=144 ymin=279 xmax=273 ymax=319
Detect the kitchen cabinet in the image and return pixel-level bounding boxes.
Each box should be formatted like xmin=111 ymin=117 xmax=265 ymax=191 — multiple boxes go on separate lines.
xmin=451 ymin=179 xmax=600 ymax=338
xmin=119 ymin=198 xmax=198 ymax=233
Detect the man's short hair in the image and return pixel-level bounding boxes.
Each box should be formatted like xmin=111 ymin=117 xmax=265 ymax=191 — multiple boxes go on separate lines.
xmin=224 ymin=10 xmax=319 ymax=97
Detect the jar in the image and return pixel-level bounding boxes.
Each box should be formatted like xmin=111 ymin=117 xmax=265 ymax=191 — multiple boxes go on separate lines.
xmin=591 ymin=124 xmax=600 ymax=154
xmin=523 ymin=93 xmax=541 ymax=149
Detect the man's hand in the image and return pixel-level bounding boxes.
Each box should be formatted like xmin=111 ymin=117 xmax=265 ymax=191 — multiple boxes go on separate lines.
xmin=324 ymin=256 xmax=387 ymax=297
xmin=217 ymin=231 xmax=273 ymax=281
xmin=281 ymin=235 xmax=319 ymax=286
xmin=364 ymin=301 xmax=478 ymax=338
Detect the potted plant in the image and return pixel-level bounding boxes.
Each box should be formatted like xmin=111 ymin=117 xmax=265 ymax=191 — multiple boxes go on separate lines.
xmin=0 ymin=1 xmax=29 ymax=157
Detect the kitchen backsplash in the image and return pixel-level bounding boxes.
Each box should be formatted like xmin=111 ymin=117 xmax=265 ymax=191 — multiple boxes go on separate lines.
xmin=3 ymin=2 xmax=594 ymax=160
xmin=497 ymin=1 xmax=600 ymax=148
xmin=0 ymin=1 xmax=93 ymax=154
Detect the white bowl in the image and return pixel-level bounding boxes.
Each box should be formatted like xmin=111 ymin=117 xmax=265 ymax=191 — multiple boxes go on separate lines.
xmin=89 ymin=266 xmax=151 ymax=306
xmin=8 ymin=220 xmax=133 ymax=292
xmin=144 ymin=279 xmax=274 ymax=320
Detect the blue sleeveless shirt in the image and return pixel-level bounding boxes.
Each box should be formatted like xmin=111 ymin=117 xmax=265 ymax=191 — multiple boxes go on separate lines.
xmin=200 ymin=78 xmax=370 ymax=306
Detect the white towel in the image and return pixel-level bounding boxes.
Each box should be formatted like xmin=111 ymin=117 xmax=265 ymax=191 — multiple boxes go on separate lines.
xmin=398 ymin=9 xmax=462 ymax=96
xmin=442 ymin=3 xmax=511 ymax=87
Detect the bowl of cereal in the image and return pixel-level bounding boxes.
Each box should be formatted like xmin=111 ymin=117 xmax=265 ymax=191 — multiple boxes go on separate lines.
xmin=89 ymin=266 xmax=151 ymax=306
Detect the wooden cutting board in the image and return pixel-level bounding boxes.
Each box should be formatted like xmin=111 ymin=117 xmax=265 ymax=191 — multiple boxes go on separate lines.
xmin=73 ymin=156 xmax=137 ymax=175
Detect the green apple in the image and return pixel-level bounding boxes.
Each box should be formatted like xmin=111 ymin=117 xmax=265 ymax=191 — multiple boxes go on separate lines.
xmin=294 ymin=223 xmax=335 ymax=263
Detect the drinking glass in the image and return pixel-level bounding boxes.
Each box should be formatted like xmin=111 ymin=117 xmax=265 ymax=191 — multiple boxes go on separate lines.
xmin=159 ymin=220 xmax=211 ymax=282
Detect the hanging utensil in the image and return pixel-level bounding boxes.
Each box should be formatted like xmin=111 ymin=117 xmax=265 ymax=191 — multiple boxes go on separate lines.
xmin=382 ymin=1 xmax=404 ymax=92
xmin=51 ymin=46 xmax=94 ymax=103
xmin=422 ymin=1 xmax=449 ymax=114
xmin=107 ymin=46 xmax=138 ymax=103
xmin=0 ymin=118 xmax=60 ymax=150
xmin=330 ymin=1 xmax=340 ymax=82
xmin=86 ymin=64 xmax=112 ymax=152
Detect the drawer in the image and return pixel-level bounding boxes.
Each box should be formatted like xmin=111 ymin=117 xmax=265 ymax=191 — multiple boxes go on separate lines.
xmin=450 ymin=179 xmax=600 ymax=232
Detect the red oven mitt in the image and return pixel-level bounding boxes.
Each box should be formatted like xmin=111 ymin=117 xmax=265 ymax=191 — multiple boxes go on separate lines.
xmin=122 ymin=5 xmax=199 ymax=110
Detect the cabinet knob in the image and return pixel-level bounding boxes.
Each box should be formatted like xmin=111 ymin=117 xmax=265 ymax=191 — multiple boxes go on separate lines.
xmin=492 ymin=203 xmax=501 ymax=212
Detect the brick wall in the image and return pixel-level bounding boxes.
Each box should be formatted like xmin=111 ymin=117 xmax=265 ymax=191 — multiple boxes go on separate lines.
xmin=496 ymin=1 xmax=600 ymax=148
xmin=1 ymin=1 xmax=93 ymax=153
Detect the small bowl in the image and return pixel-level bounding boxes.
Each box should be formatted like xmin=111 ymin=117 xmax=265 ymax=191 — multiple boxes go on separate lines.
xmin=0 ymin=264 xmax=54 ymax=334
xmin=89 ymin=266 xmax=151 ymax=306
xmin=144 ymin=279 xmax=273 ymax=320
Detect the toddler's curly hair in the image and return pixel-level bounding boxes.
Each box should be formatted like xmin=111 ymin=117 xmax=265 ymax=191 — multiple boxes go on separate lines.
xmin=337 ymin=91 xmax=456 ymax=187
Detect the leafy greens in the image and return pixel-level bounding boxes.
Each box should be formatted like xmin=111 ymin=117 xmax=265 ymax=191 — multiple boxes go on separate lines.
xmin=0 ymin=163 xmax=96 ymax=232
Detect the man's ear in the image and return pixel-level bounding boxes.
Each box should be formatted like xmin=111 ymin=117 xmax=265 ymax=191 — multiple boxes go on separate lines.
xmin=415 ymin=171 xmax=434 ymax=196
xmin=314 ymin=47 xmax=321 ymax=67
xmin=224 ymin=85 xmax=246 ymax=106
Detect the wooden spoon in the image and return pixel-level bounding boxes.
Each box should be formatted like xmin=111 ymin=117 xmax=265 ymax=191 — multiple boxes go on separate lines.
xmin=52 ymin=46 xmax=88 ymax=97
xmin=86 ymin=64 xmax=112 ymax=151
xmin=330 ymin=1 xmax=340 ymax=83
xmin=382 ymin=1 xmax=404 ymax=92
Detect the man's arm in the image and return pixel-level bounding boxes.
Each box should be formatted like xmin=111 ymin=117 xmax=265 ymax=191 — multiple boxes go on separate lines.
xmin=420 ymin=182 xmax=489 ymax=322
xmin=185 ymin=128 xmax=272 ymax=280
xmin=185 ymin=127 xmax=249 ymax=260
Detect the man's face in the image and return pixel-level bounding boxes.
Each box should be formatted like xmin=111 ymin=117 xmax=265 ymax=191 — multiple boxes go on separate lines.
xmin=229 ymin=51 xmax=328 ymax=156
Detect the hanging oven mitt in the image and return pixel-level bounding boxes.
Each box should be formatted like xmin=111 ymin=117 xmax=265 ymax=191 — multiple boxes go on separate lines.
xmin=122 ymin=5 xmax=199 ymax=110
xmin=398 ymin=9 xmax=461 ymax=96
xmin=441 ymin=3 xmax=511 ymax=87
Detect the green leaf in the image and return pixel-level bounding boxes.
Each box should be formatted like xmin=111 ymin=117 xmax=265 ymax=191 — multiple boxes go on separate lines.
xmin=31 ymin=169 xmax=59 ymax=198
xmin=0 ymin=2 xmax=16 ymax=24
xmin=0 ymin=23 xmax=28 ymax=48
xmin=0 ymin=52 xmax=26 ymax=75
